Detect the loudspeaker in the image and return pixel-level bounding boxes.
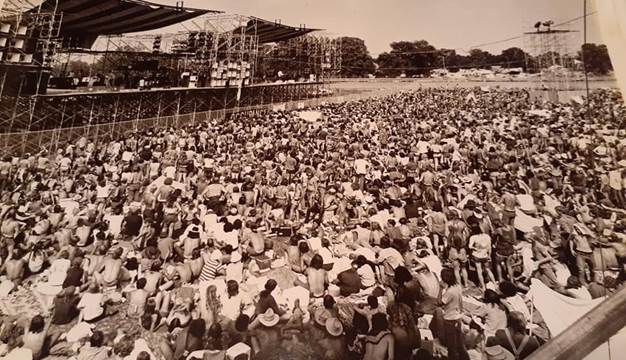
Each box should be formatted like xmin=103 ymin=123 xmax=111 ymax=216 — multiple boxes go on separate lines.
xmin=0 ymin=66 xmax=50 ymax=96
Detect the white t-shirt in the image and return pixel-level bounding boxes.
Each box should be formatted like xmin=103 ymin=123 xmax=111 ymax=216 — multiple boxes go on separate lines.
xmin=357 ymin=265 xmax=376 ymax=288
xmin=121 ymin=151 xmax=133 ymax=162
xmin=354 ymin=159 xmax=369 ymax=175
xmin=164 ymin=166 xmax=176 ymax=178
xmin=378 ymin=247 xmax=404 ymax=271
xmin=226 ymin=262 xmax=244 ymax=283
xmin=318 ymin=247 xmax=334 ymax=265
xmin=203 ymin=213 xmax=218 ymax=234
xmin=59 ymin=157 xmax=72 ymax=170
xmin=96 ymin=184 xmax=110 ymax=199
xmin=221 ymin=293 xmax=251 ymax=321
xmin=103 ymin=214 xmax=124 ymax=237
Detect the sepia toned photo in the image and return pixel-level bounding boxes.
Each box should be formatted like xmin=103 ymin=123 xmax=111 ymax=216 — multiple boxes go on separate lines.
xmin=0 ymin=0 xmax=625 ymax=359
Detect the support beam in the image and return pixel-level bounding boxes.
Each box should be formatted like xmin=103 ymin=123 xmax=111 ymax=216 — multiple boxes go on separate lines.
xmin=527 ymin=285 xmax=626 ymax=360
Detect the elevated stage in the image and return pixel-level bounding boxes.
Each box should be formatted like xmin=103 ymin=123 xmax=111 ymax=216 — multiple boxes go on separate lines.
xmin=0 ymin=81 xmax=322 ymax=133
xmin=0 ymin=81 xmax=325 ymax=155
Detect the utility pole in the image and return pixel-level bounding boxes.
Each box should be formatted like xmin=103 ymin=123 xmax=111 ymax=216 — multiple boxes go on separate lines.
xmin=582 ymin=0 xmax=590 ymax=101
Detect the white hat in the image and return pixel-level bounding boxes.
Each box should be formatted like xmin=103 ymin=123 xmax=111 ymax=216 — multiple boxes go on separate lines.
xmin=325 ymin=317 xmax=343 ymax=337
xmin=258 ymin=308 xmax=280 ymax=327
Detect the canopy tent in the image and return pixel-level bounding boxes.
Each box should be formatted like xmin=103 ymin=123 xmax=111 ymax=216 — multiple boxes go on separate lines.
xmin=33 ymin=0 xmax=219 ymax=48
xmin=235 ymin=17 xmax=319 ymax=44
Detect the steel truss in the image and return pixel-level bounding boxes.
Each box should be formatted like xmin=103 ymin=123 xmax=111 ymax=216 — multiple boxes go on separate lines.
xmin=261 ymin=34 xmax=341 ymax=81
xmin=60 ymin=14 xmax=261 ymax=88
xmin=523 ymin=27 xmax=578 ymax=91
xmin=0 ymin=82 xmax=322 ymax=136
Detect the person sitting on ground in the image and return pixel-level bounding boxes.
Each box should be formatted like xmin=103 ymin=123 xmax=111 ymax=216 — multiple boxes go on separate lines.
xmin=94 ymin=247 xmax=124 ymax=289
xmin=21 ymin=315 xmax=58 ymax=360
xmin=254 ymin=279 xmax=286 ymax=320
xmin=305 ymin=254 xmax=328 ymax=298
xmin=1 ymin=249 xmax=26 ymax=285
xmin=486 ymin=311 xmax=540 ymax=360
xmin=75 ymin=331 xmax=111 ymax=360
xmin=127 ymin=277 xmax=149 ymax=317
xmin=363 ymin=313 xmax=394 ymax=360
xmin=52 ymin=286 xmax=79 ymax=325
xmin=77 ymin=283 xmax=106 ymax=323
xmin=472 ymin=289 xmax=507 ymax=338
xmin=334 ymin=263 xmax=362 ymax=296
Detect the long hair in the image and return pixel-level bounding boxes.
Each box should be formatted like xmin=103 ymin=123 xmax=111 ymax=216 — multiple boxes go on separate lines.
xmin=206 ymin=285 xmax=222 ymax=320
xmin=441 ymin=268 xmax=457 ymax=287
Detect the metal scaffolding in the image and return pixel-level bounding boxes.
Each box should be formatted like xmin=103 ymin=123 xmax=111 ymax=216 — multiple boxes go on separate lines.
xmin=259 ymin=34 xmax=342 ymax=81
xmin=0 ymin=4 xmax=328 ymax=155
xmin=0 ymin=81 xmax=323 ymax=155
xmin=523 ymin=23 xmax=579 ymax=91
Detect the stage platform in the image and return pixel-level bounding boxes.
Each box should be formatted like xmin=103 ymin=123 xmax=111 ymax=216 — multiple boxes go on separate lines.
xmin=0 ymin=81 xmax=322 ymax=134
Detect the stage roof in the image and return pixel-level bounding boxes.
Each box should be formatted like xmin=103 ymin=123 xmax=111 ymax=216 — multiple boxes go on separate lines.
xmin=238 ymin=17 xmax=319 ymax=44
xmin=35 ymin=0 xmax=219 ymax=48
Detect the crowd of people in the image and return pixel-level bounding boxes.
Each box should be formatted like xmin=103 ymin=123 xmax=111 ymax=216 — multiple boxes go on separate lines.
xmin=0 ymin=86 xmax=625 ymax=360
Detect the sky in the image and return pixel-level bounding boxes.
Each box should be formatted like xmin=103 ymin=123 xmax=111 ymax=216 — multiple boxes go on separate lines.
xmin=155 ymin=0 xmax=604 ymax=57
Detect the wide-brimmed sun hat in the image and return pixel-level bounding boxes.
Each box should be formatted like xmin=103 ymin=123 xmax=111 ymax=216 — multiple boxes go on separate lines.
xmin=258 ymin=308 xmax=280 ymax=327
xmin=314 ymin=308 xmax=332 ymax=327
xmin=325 ymin=317 xmax=343 ymax=337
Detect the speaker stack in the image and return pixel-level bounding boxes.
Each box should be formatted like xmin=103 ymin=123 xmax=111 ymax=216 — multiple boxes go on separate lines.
xmin=0 ymin=18 xmax=50 ymax=96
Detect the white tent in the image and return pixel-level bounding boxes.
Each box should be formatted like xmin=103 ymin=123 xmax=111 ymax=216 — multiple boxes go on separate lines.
xmin=527 ymin=279 xmax=626 ymax=360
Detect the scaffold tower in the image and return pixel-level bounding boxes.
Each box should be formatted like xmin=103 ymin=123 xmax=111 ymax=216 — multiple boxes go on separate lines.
xmin=523 ymin=21 xmax=579 ymax=91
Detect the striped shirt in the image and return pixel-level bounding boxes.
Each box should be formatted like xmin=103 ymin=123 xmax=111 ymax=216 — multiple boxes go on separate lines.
xmin=199 ymin=259 xmax=224 ymax=282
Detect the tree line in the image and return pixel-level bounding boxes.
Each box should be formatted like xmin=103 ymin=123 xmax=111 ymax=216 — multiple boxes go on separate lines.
xmin=340 ymin=38 xmax=613 ymax=78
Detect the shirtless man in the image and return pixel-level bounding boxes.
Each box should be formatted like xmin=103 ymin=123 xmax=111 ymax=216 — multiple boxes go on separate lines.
xmin=143 ymin=262 xmax=163 ymax=295
xmin=188 ymin=248 xmax=204 ymax=280
xmin=363 ymin=313 xmax=395 ymax=360
xmin=85 ymin=246 xmax=107 ymax=277
xmin=1 ymin=250 xmax=26 ymax=285
xmin=287 ymin=236 xmax=303 ymax=272
xmin=73 ymin=219 xmax=92 ymax=247
xmin=95 ymin=247 xmax=123 ymax=289
xmin=1 ymin=210 xmax=20 ymax=253
xmin=243 ymin=225 xmax=265 ymax=256
xmin=127 ymin=278 xmax=149 ymax=317
xmin=305 ymin=254 xmax=327 ymax=298
xmin=175 ymin=262 xmax=193 ymax=284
